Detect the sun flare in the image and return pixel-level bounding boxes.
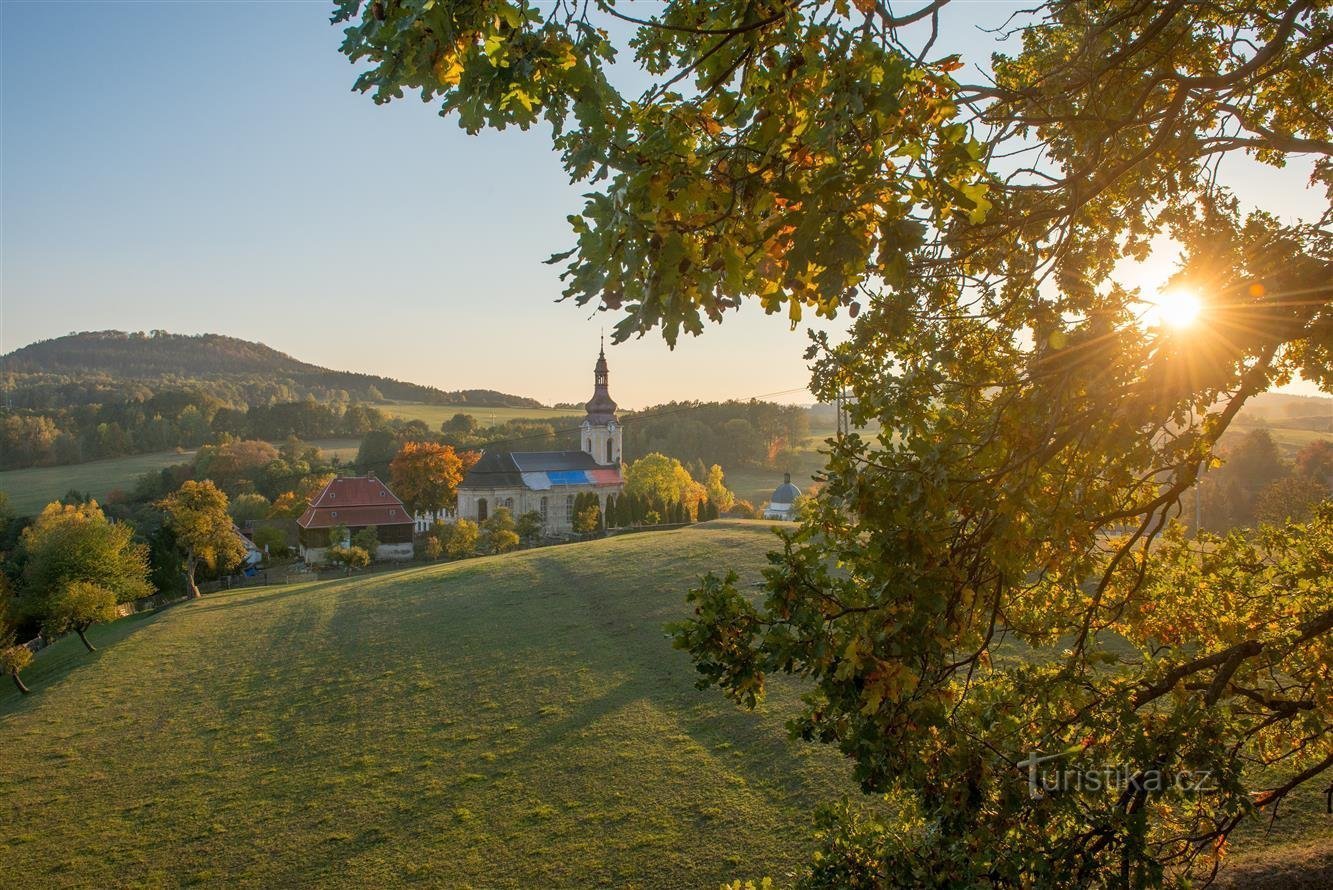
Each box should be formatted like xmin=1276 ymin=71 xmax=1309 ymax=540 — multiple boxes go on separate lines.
xmin=1151 ymin=288 xmax=1202 ymax=329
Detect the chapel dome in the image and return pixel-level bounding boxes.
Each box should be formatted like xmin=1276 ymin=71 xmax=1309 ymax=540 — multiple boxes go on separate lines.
xmin=771 ymin=474 xmax=801 ymax=505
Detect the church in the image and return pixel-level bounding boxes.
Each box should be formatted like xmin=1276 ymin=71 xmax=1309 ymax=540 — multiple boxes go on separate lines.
xmin=455 ymin=344 xmax=624 ymax=535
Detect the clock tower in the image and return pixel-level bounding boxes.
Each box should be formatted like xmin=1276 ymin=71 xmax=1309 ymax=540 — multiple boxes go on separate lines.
xmin=581 ymin=340 xmax=621 ymax=466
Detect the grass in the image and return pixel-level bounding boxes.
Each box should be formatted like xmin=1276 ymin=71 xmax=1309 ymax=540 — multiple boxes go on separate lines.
xmin=0 ymin=438 xmax=360 ymax=516
xmin=0 ymin=522 xmax=852 ymax=888
xmin=374 ymin=401 xmax=585 ymax=429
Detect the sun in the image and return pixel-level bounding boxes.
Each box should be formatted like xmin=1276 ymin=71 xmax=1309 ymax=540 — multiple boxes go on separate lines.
xmin=1151 ymin=288 xmax=1202 ymax=329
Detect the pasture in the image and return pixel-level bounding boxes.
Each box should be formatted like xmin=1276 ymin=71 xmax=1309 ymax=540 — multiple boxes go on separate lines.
xmin=374 ymin=401 xmax=585 ymax=429
xmin=0 ymin=438 xmax=360 ymax=516
xmin=0 ymin=522 xmax=850 ymax=888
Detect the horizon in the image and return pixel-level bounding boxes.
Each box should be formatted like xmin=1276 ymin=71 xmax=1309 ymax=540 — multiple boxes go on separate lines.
xmin=2 ymin=1 xmax=1327 ymax=404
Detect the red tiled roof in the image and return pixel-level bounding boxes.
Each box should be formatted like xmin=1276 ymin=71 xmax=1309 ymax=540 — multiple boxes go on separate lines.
xmin=297 ymin=475 xmax=414 ymax=529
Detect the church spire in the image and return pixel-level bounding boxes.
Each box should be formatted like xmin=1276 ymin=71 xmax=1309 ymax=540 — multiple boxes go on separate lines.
xmin=585 ymin=339 xmax=617 ymax=424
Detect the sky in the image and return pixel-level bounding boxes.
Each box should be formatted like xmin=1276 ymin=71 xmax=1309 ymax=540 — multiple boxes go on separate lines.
xmin=1 ymin=1 xmax=1327 ymax=407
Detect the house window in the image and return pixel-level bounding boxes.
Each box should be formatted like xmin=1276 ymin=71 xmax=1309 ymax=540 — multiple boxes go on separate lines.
xmin=389 ymin=509 xmax=397 ymax=517
xmin=540 ymin=496 xmax=548 ymax=522
xmin=331 ymin=511 xmax=338 ymax=518
xmin=565 ymin=495 xmax=574 ymax=523
xmin=504 ymin=497 xmax=514 ymax=511
xmin=477 ymin=498 xmax=488 ymax=522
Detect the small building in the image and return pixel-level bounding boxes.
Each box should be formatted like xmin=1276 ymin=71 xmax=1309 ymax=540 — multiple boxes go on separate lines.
xmin=455 ymin=344 xmax=624 ymax=535
xmin=762 ymin=473 xmax=803 ymax=521
xmin=297 ymin=475 xmax=415 ymax=563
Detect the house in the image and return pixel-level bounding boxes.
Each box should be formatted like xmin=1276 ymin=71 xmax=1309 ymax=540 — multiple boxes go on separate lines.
xmin=454 ymin=344 xmax=624 ymax=535
xmin=296 ymin=474 xmax=415 ymax=563
xmin=762 ymin=473 xmax=803 ymax=521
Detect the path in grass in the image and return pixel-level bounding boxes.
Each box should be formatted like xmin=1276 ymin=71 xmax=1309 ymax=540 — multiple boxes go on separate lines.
xmin=0 ymin=522 xmax=849 ymax=888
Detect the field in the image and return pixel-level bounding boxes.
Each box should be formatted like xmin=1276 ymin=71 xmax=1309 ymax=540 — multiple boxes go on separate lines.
xmin=0 ymin=439 xmax=360 ymax=516
xmin=1223 ymin=423 xmax=1332 ymax=456
xmin=375 ymin=401 xmax=585 ymax=429
xmin=0 ymin=522 xmax=851 ymax=888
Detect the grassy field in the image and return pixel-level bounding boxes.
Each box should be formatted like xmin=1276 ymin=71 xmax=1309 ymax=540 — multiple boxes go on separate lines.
xmin=0 ymin=438 xmax=360 ymax=516
xmin=1224 ymin=423 xmax=1332 ymax=456
xmin=0 ymin=522 xmax=852 ymax=888
xmin=375 ymin=401 xmax=585 ymax=429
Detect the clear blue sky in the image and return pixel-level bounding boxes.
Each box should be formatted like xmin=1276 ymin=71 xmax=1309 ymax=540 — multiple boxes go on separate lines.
xmin=2 ymin=2 xmax=1325 ymax=406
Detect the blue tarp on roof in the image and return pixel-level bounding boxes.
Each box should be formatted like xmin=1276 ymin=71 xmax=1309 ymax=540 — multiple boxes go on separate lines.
xmin=546 ymin=470 xmax=593 ymax=486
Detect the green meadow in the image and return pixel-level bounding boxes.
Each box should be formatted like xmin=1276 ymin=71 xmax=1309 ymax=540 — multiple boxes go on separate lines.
xmin=0 ymin=522 xmax=850 ymax=888
xmin=374 ymin=401 xmax=585 ymax=429
xmin=0 ymin=439 xmax=360 ymax=516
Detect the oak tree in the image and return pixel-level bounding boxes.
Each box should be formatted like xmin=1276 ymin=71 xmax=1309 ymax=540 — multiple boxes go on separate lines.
xmin=340 ymin=0 xmax=1333 ymax=884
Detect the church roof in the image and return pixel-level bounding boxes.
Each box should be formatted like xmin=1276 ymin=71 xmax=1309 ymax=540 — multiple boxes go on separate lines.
xmin=460 ymin=450 xmax=622 ymax=491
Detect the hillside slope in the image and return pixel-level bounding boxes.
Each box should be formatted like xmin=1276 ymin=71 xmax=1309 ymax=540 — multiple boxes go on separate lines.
xmin=2 ymin=330 xmax=541 ymax=407
xmin=0 ymin=523 xmax=848 ymax=888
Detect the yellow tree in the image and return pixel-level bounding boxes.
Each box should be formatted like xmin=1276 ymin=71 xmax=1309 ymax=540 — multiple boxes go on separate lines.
xmin=158 ymin=480 xmax=246 ymax=598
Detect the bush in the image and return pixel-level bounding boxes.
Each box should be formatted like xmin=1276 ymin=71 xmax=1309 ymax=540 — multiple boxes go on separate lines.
xmin=489 ymin=529 xmax=520 ymax=553
xmin=352 ymin=525 xmax=379 ymax=553
xmin=446 ymin=519 xmax=479 ymax=559
xmin=327 ymin=545 xmax=371 ymax=572
xmin=252 ymin=526 xmax=288 ymax=559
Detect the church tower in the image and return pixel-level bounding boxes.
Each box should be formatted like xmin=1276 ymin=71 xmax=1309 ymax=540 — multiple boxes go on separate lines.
xmin=581 ymin=340 xmax=621 ymax=466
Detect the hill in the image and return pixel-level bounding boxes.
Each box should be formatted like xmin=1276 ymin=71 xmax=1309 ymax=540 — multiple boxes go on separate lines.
xmin=1 ymin=330 xmax=542 ymax=408
xmin=1 ymin=522 xmax=1325 ymax=887
xmin=0 ymin=523 xmax=850 ymax=887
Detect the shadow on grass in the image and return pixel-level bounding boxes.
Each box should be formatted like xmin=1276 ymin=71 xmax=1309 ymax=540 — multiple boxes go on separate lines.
xmin=0 ymin=608 xmax=170 ymax=717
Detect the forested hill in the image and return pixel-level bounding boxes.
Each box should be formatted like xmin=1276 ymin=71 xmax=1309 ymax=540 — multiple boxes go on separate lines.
xmin=2 ymin=331 xmax=542 ymax=409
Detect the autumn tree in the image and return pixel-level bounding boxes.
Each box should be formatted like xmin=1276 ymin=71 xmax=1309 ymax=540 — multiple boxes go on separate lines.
xmin=21 ymin=501 xmax=153 ymax=619
xmin=389 ymin=441 xmax=471 ymax=515
xmin=0 ymin=580 xmax=33 ymax=693
xmin=623 ymin=453 xmax=701 ymax=513
xmin=42 ymin=581 xmax=118 ymax=653
xmin=1294 ymin=439 xmax=1333 ymax=483
xmin=158 ymin=480 xmax=246 ymax=598
xmin=342 ymin=0 xmax=1333 ymax=885
xmin=704 ymin=464 xmax=736 ymax=515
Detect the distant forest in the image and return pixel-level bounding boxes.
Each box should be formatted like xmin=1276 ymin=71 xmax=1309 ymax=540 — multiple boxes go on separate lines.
xmin=0 ymin=331 xmax=543 ymax=470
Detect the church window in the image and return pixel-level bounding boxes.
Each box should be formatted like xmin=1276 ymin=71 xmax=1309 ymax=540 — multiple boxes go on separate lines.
xmin=540 ymin=497 xmax=548 ymax=522
xmin=477 ymin=498 xmax=488 ymax=522
xmin=504 ymin=497 xmax=514 ymax=511
xmin=607 ymin=440 xmax=613 ymax=464
xmin=565 ymin=495 xmax=574 ymax=523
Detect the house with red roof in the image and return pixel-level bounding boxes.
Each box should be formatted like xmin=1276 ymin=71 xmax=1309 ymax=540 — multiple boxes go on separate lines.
xmin=297 ymin=474 xmax=415 ymax=563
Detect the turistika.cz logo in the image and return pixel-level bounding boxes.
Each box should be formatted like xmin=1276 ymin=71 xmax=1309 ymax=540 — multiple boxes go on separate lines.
xmin=1020 ymin=750 xmax=1217 ymax=800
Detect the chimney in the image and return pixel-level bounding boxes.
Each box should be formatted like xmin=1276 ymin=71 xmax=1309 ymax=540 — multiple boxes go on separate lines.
xmin=784 ymin=473 xmax=791 ymax=484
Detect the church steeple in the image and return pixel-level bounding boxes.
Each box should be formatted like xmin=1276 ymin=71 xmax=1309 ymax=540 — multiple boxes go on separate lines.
xmin=584 ymin=337 xmax=618 ymax=424
xmin=582 ymin=339 xmax=621 ymax=465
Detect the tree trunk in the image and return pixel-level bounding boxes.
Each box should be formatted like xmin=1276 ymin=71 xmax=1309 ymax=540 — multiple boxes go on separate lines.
xmin=75 ymin=625 xmax=96 ymax=652
xmin=186 ymin=554 xmax=201 ymax=598
xmin=11 ymin=671 xmax=29 ymax=695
